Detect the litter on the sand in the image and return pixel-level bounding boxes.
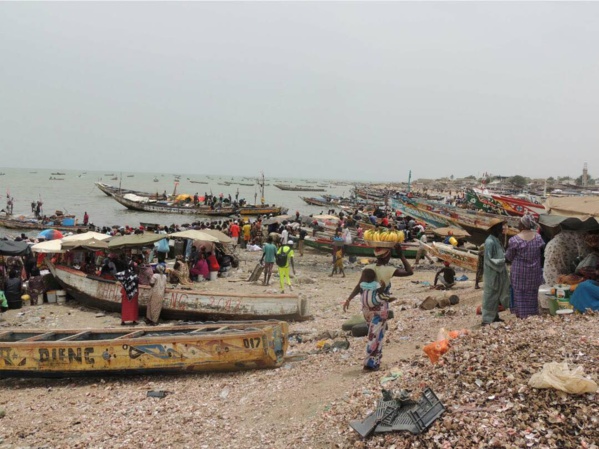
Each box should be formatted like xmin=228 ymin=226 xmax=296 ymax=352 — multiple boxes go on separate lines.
xmin=349 ymin=388 xmax=445 ymax=437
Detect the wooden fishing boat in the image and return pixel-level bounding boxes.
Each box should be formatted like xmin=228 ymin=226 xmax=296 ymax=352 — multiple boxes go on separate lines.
xmin=394 ymin=197 xmax=519 ymax=245
xmin=302 ymin=237 xmax=418 ymax=258
xmin=110 ymin=193 xmax=236 ymax=217
xmin=188 ymin=180 xmax=209 ymax=184
xmin=421 ymin=242 xmax=479 ymax=272
xmin=95 ymin=182 xmax=167 ymax=199
xmin=301 ymin=196 xmax=330 ymax=207
xmin=274 ymin=184 xmax=326 ymax=192
xmin=466 ymin=189 xmax=545 ymax=218
xmin=0 ymin=215 xmax=89 ymax=233
xmin=237 ymin=205 xmax=288 ymax=216
xmin=0 ymin=321 xmax=289 ymax=378
xmin=47 ymin=261 xmax=310 ymax=322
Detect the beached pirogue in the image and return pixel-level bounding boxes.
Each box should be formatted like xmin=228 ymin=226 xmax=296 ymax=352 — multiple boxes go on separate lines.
xmin=0 ymin=321 xmax=288 ymax=378
xmin=47 ymin=261 xmax=310 ymax=322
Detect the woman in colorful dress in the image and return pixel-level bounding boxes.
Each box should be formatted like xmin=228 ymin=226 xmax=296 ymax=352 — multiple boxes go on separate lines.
xmin=343 ymin=244 xmax=413 ymax=371
xmin=115 ymin=259 xmax=139 ymax=326
xmin=505 ymin=215 xmax=545 ymax=318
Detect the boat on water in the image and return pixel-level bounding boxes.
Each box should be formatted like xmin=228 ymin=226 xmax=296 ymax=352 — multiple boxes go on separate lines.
xmin=49 ymin=177 xmax=65 ymax=181
xmin=111 ymin=193 xmax=239 ymax=216
xmin=300 ymin=196 xmax=330 ymax=207
xmin=51 ymin=172 xmax=66 ymax=175
xmin=0 ymin=321 xmax=288 ymax=378
xmin=274 ymin=184 xmax=326 ymax=192
xmin=95 ymin=182 xmax=168 ymax=199
xmin=47 ymin=260 xmax=310 ymax=322
xmin=303 ymin=237 xmax=419 ymax=258
xmin=188 ymin=180 xmax=209 ymax=184
xmin=420 ymin=242 xmax=479 ymax=272
xmin=0 ymin=215 xmax=90 ymax=233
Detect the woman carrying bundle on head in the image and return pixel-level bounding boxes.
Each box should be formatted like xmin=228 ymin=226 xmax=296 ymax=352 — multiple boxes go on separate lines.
xmin=343 ymin=244 xmax=413 ymax=372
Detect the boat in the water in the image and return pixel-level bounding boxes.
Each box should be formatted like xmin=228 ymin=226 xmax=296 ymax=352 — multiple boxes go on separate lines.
xmin=420 ymin=242 xmax=479 ymax=272
xmin=95 ymin=182 xmax=167 ymax=199
xmin=0 ymin=321 xmax=288 ymax=378
xmin=47 ymin=260 xmax=310 ymax=322
xmin=274 ymin=184 xmax=326 ymax=192
xmin=0 ymin=215 xmax=89 ymax=233
xmin=110 ymin=193 xmax=239 ymax=216
xmin=302 ymin=237 xmax=418 ymax=258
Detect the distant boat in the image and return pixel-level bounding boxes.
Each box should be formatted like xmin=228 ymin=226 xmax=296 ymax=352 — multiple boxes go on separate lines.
xmin=153 ymin=177 xmax=159 ymax=182
xmin=110 ymin=177 xmax=118 ymax=181
xmin=51 ymin=172 xmax=65 ymax=175
xmin=104 ymin=173 xmax=114 ymax=176
xmin=29 ymin=172 xmax=37 ymax=174
xmin=49 ymin=177 xmax=65 ymax=181
xmin=127 ymin=175 xmax=134 ymax=177
xmin=189 ymin=180 xmax=208 ymax=184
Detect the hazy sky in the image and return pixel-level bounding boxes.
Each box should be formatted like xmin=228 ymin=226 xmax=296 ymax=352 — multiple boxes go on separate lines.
xmin=1 ymin=2 xmax=598 ymax=182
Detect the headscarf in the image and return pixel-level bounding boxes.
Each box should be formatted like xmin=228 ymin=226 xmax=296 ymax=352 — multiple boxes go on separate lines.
xmin=156 ymin=264 xmax=165 ymax=274
xmin=520 ymin=214 xmax=536 ymax=230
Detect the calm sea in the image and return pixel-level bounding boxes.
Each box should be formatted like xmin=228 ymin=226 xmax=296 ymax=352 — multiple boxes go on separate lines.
xmin=0 ymin=168 xmax=355 ymax=237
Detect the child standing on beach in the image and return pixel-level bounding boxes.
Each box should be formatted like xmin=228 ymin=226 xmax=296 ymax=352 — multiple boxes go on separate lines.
xmin=330 ymin=248 xmax=345 ymax=277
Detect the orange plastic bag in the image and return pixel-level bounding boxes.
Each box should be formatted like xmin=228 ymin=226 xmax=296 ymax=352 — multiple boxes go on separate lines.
xmin=423 ymin=339 xmax=450 ymax=363
xmin=448 ymin=329 xmax=469 ymax=339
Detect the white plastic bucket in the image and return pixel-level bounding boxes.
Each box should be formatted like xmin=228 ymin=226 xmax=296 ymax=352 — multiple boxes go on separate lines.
xmin=56 ymin=290 xmax=67 ymax=305
xmin=46 ymin=290 xmax=57 ymax=304
xmin=209 ymin=271 xmax=218 ymax=281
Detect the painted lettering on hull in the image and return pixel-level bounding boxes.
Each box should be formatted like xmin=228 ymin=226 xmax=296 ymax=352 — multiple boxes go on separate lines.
xmin=38 ymin=348 xmax=95 ymax=364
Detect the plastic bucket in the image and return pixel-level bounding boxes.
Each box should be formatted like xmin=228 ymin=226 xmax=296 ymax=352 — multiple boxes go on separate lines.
xmin=46 ymin=290 xmax=57 ymax=304
xmin=209 ymin=271 xmax=218 ymax=281
xmin=56 ymin=290 xmax=67 ymax=305
xmin=547 ymin=297 xmax=558 ymax=316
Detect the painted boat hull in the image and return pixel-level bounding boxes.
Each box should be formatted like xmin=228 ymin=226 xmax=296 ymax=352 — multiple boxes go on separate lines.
xmin=0 ymin=321 xmax=288 ymax=377
xmin=0 ymin=216 xmax=89 ymax=233
xmin=47 ymin=262 xmax=311 ymax=322
xmin=303 ymin=237 xmax=418 ymax=258
xmin=422 ymin=242 xmax=479 ymax=272
xmin=111 ymin=193 xmax=237 ymax=216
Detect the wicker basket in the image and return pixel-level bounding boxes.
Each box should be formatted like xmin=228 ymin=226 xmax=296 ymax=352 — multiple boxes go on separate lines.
xmin=363 ymin=239 xmax=397 ymax=248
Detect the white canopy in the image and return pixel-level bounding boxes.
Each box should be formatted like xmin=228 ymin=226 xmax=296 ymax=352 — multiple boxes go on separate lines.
xmin=62 ymin=231 xmax=111 ymax=242
xmin=169 ymin=230 xmax=220 ymax=242
xmin=31 ymin=239 xmax=64 ymax=254
xmin=31 ymin=231 xmax=111 ymax=253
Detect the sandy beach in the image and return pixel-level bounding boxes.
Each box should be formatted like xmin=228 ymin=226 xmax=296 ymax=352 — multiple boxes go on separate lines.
xmin=0 ymin=247 xmax=597 ymax=449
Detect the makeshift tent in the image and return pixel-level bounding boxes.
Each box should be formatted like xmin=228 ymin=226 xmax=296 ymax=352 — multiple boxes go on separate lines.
xmin=0 ymin=240 xmax=31 ymax=256
xmin=62 ymin=238 xmax=109 ymax=251
xmin=201 ymin=229 xmax=232 ymax=244
xmin=108 ymin=232 xmax=167 ymax=250
xmin=62 ymin=231 xmax=111 ymax=242
xmin=544 ymin=196 xmax=599 ymax=219
xmin=31 ymin=239 xmax=64 ymax=254
xmin=169 ymin=230 xmax=219 ymax=242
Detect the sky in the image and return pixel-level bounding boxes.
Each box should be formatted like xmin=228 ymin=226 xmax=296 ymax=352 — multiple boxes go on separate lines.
xmin=1 ymin=2 xmax=598 ymax=182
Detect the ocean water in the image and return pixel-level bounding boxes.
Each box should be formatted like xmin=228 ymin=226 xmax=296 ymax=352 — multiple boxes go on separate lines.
xmin=0 ymin=168 xmax=355 ymax=236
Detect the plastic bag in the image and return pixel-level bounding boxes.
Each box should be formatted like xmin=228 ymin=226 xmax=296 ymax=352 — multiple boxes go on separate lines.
xmin=423 ymin=339 xmax=449 ymax=363
xmin=528 ymin=362 xmax=598 ymax=394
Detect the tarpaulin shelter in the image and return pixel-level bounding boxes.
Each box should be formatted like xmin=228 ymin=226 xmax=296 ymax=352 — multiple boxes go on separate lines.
xmin=108 ymin=233 xmax=167 ymax=250
xmin=0 ymin=240 xmax=31 ymax=256
xmin=169 ymin=230 xmax=219 ymax=242
xmin=31 ymin=239 xmax=64 ymax=254
xmin=62 ymin=238 xmax=109 ymax=251
xmin=544 ymin=196 xmax=599 ymax=219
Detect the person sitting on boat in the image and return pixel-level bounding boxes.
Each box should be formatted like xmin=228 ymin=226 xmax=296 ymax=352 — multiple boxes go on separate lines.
xmin=100 ymin=258 xmax=117 ymax=279
xmin=434 ymin=262 xmax=456 ymax=290
xmin=190 ymin=252 xmax=209 ymax=281
xmin=444 ymin=231 xmax=458 ymax=247
xmin=168 ymin=256 xmax=193 ymax=285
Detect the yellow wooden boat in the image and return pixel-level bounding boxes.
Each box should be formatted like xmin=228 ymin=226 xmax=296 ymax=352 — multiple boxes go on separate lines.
xmin=0 ymin=321 xmax=288 ymax=378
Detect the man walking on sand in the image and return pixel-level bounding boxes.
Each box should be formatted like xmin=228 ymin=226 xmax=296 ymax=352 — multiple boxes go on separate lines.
xmin=260 ymin=236 xmax=277 ymax=286
xmin=276 ymin=240 xmax=295 ymax=293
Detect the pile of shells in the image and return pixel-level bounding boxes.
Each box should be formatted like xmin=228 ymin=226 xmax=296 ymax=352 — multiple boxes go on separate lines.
xmin=308 ymin=312 xmax=599 ymax=448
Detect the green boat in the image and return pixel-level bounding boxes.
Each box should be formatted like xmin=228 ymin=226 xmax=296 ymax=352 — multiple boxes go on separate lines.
xmin=302 ymin=237 xmax=418 ymax=258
